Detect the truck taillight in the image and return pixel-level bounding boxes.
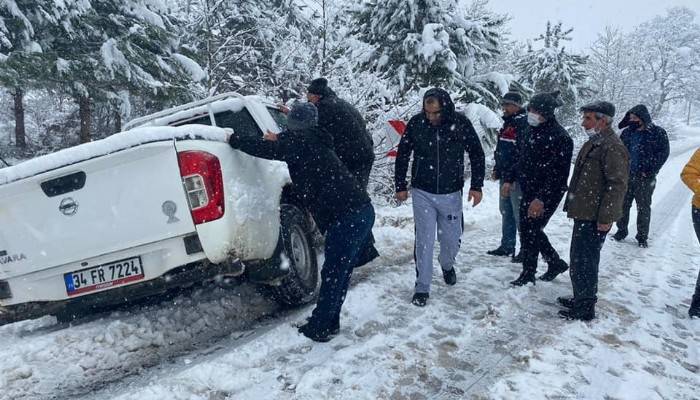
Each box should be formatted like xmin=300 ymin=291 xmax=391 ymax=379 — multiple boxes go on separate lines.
xmin=177 ymin=151 xmax=225 ymax=225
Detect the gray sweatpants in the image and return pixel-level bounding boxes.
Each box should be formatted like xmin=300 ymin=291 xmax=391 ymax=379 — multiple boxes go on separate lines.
xmin=412 ymin=188 xmax=464 ymax=294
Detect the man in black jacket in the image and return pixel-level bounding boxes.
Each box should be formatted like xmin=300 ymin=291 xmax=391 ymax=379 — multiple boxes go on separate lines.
xmin=612 ymin=104 xmax=670 ymax=247
xmin=488 ymin=92 xmax=528 ymax=261
xmin=227 ymin=103 xmax=374 ymax=342
xmin=394 ymin=88 xmax=485 ymax=307
xmin=307 ymin=78 xmax=379 ymax=265
xmin=307 ymin=78 xmax=375 ymax=189
xmin=504 ymin=91 xmax=573 ymax=286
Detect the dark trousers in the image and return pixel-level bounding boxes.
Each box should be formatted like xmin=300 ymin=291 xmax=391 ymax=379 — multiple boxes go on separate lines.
xmin=692 ymin=208 xmax=700 ymax=303
xmin=351 ymin=162 xmax=378 ymax=264
xmin=519 ymin=199 xmax=561 ymax=274
xmin=309 ymin=203 xmax=375 ymax=330
xmin=569 ymin=220 xmax=608 ymax=306
xmin=617 ymin=175 xmax=655 ymax=241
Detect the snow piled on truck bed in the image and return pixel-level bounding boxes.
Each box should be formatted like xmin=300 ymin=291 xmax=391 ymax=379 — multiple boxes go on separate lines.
xmin=0 ymin=125 xmax=230 ymax=186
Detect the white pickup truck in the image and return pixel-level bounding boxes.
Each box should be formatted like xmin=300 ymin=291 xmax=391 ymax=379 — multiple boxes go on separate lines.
xmin=0 ymin=93 xmax=321 ymax=324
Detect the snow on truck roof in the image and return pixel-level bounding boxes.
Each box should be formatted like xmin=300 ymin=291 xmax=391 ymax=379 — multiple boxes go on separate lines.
xmin=123 ymin=93 xmax=271 ymax=130
xmin=0 ymin=92 xmax=273 ymax=186
xmin=0 ymin=125 xmax=230 ymax=186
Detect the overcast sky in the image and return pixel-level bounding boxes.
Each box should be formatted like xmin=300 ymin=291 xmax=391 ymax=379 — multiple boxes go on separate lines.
xmin=489 ymin=0 xmax=700 ymax=51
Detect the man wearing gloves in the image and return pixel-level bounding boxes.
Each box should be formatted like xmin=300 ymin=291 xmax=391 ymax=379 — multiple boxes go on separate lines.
xmin=558 ymin=101 xmax=629 ymax=321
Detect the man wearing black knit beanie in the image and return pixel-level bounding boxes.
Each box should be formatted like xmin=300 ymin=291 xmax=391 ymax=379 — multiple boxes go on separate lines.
xmin=307 ymin=77 xmax=379 ymax=267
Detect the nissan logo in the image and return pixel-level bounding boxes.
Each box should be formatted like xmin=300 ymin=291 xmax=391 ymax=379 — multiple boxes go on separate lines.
xmin=59 ymin=197 xmax=79 ymax=216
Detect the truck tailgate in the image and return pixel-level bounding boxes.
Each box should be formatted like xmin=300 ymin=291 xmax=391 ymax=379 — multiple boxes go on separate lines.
xmin=0 ymin=141 xmax=196 ymax=279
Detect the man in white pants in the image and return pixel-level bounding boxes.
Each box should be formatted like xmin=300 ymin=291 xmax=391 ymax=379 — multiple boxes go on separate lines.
xmin=394 ymin=88 xmax=485 ymax=307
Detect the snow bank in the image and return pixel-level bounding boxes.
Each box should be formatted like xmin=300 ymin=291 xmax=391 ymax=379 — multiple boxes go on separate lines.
xmin=0 ymin=125 xmax=230 ymax=186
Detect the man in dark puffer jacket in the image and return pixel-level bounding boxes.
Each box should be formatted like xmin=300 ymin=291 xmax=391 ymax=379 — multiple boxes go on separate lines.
xmin=612 ymin=104 xmax=669 ymax=247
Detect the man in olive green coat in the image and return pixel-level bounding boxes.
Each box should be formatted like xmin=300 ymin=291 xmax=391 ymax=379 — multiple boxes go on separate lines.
xmin=559 ymin=101 xmax=629 ymax=321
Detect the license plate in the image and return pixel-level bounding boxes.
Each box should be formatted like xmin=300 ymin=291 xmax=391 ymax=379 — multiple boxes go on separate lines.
xmin=64 ymin=256 xmax=145 ymax=296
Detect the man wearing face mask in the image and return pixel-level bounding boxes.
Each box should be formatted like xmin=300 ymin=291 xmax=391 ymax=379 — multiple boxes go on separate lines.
xmin=502 ymin=91 xmax=573 ymax=286
xmin=612 ymin=105 xmax=670 ymax=247
xmin=558 ymin=101 xmax=629 ymax=321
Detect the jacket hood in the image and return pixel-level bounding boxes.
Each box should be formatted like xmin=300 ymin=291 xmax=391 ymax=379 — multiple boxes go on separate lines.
xmin=619 ymin=104 xmax=652 ymax=129
xmin=423 ymin=88 xmax=456 ymax=123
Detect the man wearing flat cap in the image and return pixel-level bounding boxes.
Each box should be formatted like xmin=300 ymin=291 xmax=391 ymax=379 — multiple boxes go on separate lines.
xmin=558 ymin=101 xmax=629 ymax=321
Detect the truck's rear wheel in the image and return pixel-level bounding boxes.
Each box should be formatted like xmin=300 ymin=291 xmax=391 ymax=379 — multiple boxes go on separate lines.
xmin=269 ymin=204 xmax=320 ymax=306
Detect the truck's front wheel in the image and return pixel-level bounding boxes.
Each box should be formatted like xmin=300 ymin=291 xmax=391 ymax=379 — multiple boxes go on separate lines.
xmin=270 ymin=204 xmax=320 ymax=306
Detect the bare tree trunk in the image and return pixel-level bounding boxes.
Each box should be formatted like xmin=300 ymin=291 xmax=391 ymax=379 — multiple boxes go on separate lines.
xmin=688 ymin=100 xmax=692 ymax=126
xmin=321 ymin=0 xmax=327 ymax=76
xmin=114 ymin=108 xmax=122 ymax=133
xmin=13 ymin=88 xmax=26 ymax=148
xmin=78 ymin=95 xmax=91 ymax=143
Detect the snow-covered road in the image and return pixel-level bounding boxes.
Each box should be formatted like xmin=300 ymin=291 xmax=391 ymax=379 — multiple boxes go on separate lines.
xmin=2 ymin=129 xmax=699 ymax=400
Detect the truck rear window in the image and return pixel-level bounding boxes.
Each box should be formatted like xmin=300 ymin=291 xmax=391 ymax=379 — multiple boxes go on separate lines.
xmin=170 ymin=109 xmax=262 ymax=138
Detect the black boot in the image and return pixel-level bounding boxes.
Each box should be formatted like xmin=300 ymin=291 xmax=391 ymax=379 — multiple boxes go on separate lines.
xmin=411 ymin=292 xmax=429 ymax=307
xmin=487 ymin=247 xmax=514 ymax=257
xmin=510 ymin=270 xmax=536 ymax=287
xmin=689 ymin=295 xmax=700 ymax=318
xmin=539 ymin=259 xmax=569 ymax=282
xmin=302 ymin=315 xmax=340 ymax=335
xmin=442 ymin=268 xmax=457 ymax=286
xmin=637 ymin=239 xmax=648 ymax=248
xmin=557 ymin=296 xmax=574 ymax=308
xmin=612 ymin=230 xmax=627 ymax=241
xmin=558 ymin=301 xmax=595 ymax=321
xmin=298 ymin=320 xmax=335 ymax=342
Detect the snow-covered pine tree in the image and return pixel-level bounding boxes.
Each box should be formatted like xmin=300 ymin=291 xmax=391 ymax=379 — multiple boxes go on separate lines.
xmin=349 ymin=0 xmax=506 ymax=101
xmin=516 ymin=22 xmax=590 ymax=126
xmin=176 ymin=0 xmax=316 ymax=99
xmin=0 ymin=1 xmax=92 ymax=148
xmin=626 ymin=7 xmax=700 ymax=118
xmin=587 ymin=26 xmax=635 ymax=115
xmin=36 ymin=0 xmax=204 ymax=142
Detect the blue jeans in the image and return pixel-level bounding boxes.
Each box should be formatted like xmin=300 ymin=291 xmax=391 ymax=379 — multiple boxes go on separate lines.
xmin=499 ymin=181 xmax=522 ymax=251
xmin=308 ymin=203 xmax=375 ymax=329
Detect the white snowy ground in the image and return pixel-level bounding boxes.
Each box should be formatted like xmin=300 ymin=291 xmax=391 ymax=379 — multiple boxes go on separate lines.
xmin=2 ymin=129 xmax=700 ymax=400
